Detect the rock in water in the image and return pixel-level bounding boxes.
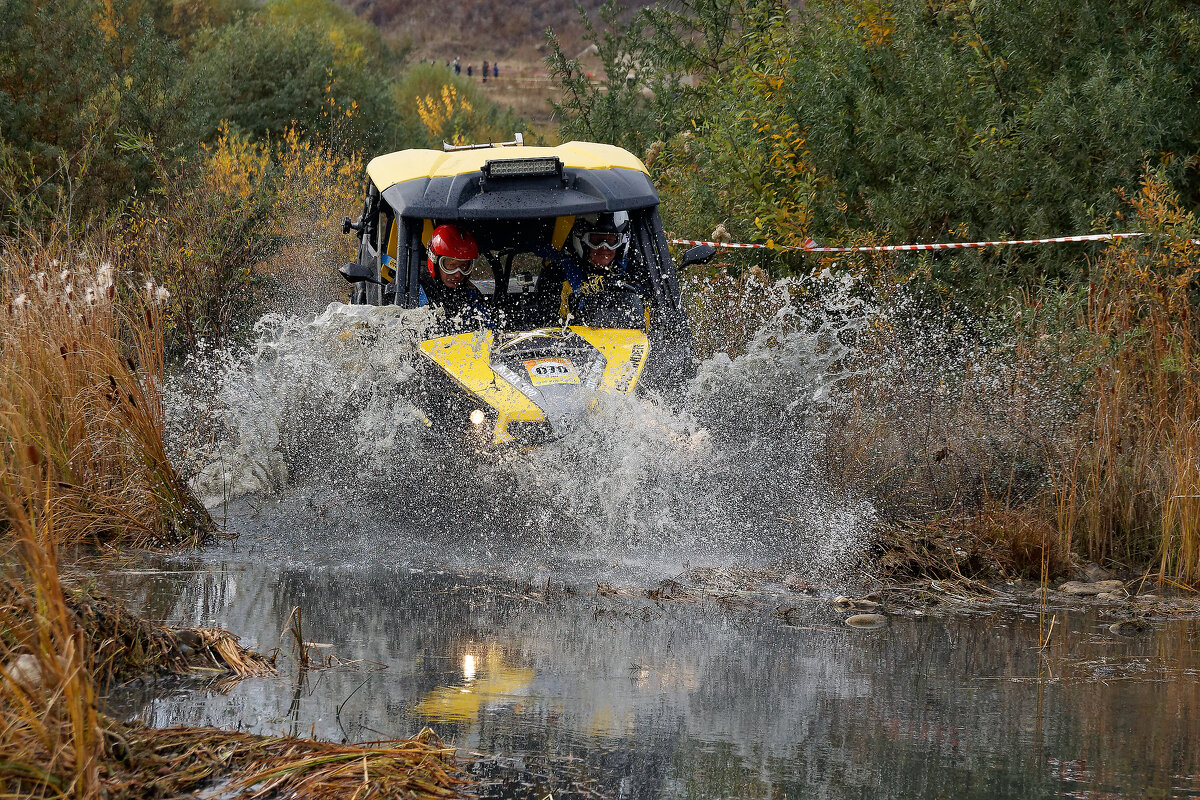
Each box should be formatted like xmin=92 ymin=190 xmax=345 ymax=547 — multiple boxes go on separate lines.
xmin=1108 ymin=619 xmax=1148 ymax=635
xmin=1058 ymin=580 xmax=1124 ymax=596
xmin=845 ymin=613 xmax=887 ymax=628
xmin=3 ymin=653 xmax=43 ymax=690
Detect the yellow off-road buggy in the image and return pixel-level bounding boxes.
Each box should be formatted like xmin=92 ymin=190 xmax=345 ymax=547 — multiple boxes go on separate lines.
xmin=338 ymin=136 xmax=714 ymax=446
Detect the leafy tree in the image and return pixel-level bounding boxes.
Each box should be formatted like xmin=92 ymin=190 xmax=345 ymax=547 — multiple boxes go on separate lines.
xmin=545 ymin=1 xmax=678 ymax=154
xmin=548 ymin=0 xmax=1200 ymax=293
xmin=182 ymin=8 xmax=396 ymax=153
xmin=0 ymin=0 xmax=179 ymax=226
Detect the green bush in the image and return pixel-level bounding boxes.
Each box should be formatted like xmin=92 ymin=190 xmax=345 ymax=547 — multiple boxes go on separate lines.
xmin=181 ymin=9 xmax=397 ymax=154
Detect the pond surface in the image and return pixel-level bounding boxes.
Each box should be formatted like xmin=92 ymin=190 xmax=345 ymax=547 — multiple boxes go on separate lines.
xmin=97 ymin=495 xmax=1200 ymax=800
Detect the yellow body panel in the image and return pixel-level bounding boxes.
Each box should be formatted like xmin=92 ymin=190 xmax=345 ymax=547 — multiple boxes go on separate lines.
xmin=551 ymin=215 xmax=576 ymax=249
xmin=367 ymin=142 xmax=649 ymax=191
xmin=418 ymin=331 xmax=544 ymax=441
xmin=418 ymin=326 xmax=650 ymax=444
xmin=381 ymin=220 xmax=399 ymax=282
xmin=581 ymin=327 xmax=650 ymax=394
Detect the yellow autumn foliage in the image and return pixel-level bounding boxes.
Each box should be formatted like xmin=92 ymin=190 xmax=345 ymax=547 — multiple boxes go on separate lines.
xmin=416 ymin=85 xmax=475 ymax=146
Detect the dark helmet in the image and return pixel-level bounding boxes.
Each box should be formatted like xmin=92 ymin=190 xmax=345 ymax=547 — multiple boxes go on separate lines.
xmin=427 ymin=224 xmax=479 ymax=279
xmin=568 ymin=212 xmax=630 ymax=260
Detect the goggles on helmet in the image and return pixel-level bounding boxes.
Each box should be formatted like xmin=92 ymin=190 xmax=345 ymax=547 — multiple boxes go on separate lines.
xmin=436 ymin=255 xmax=476 ymax=276
xmin=580 ymin=231 xmax=628 ymax=251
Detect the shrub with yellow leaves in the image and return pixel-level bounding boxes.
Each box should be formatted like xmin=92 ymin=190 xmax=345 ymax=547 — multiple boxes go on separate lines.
xmin=416 ymin=85 xmax=475 ymax=147
xmin=123 ymin=111 xmax=365 ymax=352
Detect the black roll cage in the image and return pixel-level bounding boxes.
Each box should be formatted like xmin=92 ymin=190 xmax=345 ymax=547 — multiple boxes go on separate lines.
xmin=372 ymin=205 xmax=686 ymax=316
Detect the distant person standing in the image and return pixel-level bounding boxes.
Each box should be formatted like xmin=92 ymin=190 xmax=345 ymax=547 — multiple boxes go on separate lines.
xmin=453 ymin=56 xmax=460 ymax=75
xmin=482 ymin=59 xmax=488 ymax=83
xmin=493 ymin=62 xmax=499 ymax=80
xmin=467 ymin=64 xmax=473 ymax=78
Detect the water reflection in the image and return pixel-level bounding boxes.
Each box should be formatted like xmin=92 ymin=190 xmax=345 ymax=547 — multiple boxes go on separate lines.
xmin=100 ymin=561 xmax=1200 ymax=799
xmin=416 ymin=645 xmax=534 ymax=723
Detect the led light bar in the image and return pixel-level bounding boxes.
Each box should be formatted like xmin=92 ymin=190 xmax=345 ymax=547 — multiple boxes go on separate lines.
xmin=483 ymin=157 xmax=563 ymax=179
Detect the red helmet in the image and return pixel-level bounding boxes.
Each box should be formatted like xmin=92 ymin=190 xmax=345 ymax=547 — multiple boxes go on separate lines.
xmin=427 ymin=224 xmax=479 ymax=279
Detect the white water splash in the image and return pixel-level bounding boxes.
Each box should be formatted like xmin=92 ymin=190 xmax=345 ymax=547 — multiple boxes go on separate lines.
xmin=168 ymin=276 xmax=877 ymax=579
xmin=170 ymin=303 xmax=440 ymax=508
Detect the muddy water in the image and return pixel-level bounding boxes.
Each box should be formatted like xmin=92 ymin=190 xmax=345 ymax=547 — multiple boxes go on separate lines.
xmin=100 ymin=517 xmax=1200 ymax=800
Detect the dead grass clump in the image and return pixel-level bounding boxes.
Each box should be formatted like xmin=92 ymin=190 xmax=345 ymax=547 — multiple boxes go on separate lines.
xmin=875 ymin=510 xmax=1069 ymax=584
xmin=0 ymin=237 xmax=211 ymax=547
xmin=109 ymin=725 xmax=469 ymax=799
xmin=1 ymin=579 xmax=273 ymax=687
xmin=980 ymin=508 xmax=1070 ymax=580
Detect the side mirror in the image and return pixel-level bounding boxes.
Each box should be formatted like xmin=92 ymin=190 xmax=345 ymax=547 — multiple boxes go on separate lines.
xmin=678 ymin=244 xmax=717 ymax=268
xmin=338 ymin=262 xmax=382 ymax=284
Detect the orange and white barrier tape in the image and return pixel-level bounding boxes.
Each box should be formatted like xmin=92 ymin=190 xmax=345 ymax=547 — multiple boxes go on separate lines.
xmin=669 ymin=232 xmax=1164 ymax=253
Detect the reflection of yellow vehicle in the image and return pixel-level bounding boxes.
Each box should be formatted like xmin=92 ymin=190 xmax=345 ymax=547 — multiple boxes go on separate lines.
xmin=337 ymin=137 xmax=716 ymax=446
xmin=415 ymin=647 xmax=534 ymax=723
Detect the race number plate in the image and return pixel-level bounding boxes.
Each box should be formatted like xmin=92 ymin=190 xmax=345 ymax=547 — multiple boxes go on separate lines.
xmin=523 ymin=357 xmax=580 ymax=386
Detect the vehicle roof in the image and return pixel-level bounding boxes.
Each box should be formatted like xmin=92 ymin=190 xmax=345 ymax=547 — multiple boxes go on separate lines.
xmin=366 ymin=141 xmax=648 ymax=188
xmin=367 ymin=141 xmax=659 ymax=221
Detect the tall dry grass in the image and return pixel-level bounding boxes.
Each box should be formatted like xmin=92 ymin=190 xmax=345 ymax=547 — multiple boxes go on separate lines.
xmin=0 ymin=237 xmax=210 ymax=547
xmin=1067 ymin=172 xmax=1200 ymax=581
xmin=694 ymin=174 xmax=1200 ymax=584
xmin=814 ymin=173 xmax=1200 ymax=584
xmin=0 ymin=494 xmax=103 ymax=799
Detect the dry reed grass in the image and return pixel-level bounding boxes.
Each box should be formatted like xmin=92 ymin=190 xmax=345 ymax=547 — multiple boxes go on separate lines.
xmin=1066 ymin=172 xmax=1200 ymax=582
xmin=0 ymin=236 xmax=211 ymax=548
xmin=688 ymin=175 xmax=1200 ymax=585
xmin=1 ymin=492 xmax=103 ymax=799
